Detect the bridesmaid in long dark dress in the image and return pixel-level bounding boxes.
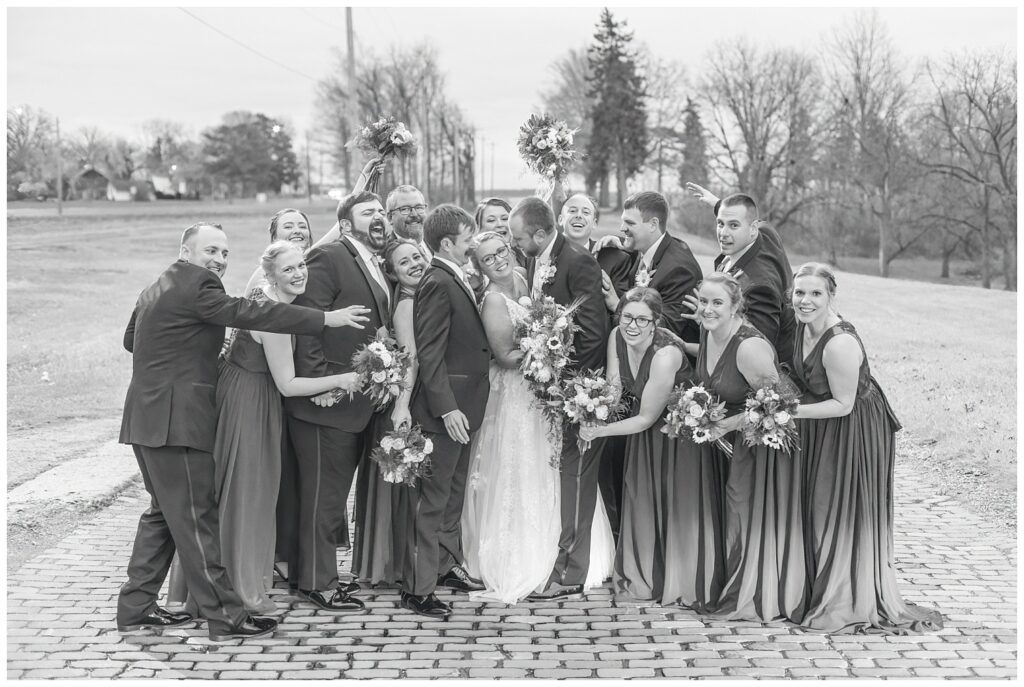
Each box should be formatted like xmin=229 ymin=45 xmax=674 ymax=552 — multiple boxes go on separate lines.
xmin=695 ymin=272 xmax=807 ymax=623
xmin=351 ymin=239 xmax=427 ymax=585
xmin=790 ymin=263 xmax=942 ymax=634
xmin=580 ymin=288 xmax=726 ymax=608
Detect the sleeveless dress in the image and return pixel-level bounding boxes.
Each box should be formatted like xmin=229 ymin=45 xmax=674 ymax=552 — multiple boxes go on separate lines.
xmin=461 ymin=285 xmax=614 ymax=603
xmin=351 ymin=289 xmax=414 ymax=586
xmin=700 ymin=323 xmax=807 ymax=623
xmin=794 ymin=320 xmax=943 ymax=634
xmin=613 ymin=328 xmax=727 ymax=609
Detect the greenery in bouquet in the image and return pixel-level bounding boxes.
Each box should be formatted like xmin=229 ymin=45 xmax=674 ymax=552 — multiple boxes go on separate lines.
xmin=742 ymin=378 xmax=800 ymax=452
xmin=662 ymin=383 xmax=732 ymax=456
xmin=516 ymin=113 xmax=580 ymax=182
xmin=561 ymin=368 xmax=626 ymax=456
xmin=347 ymin=115 xmax=418 ymax=160
xmin=370 ymin=424 xmax=433 ymax=486
xmin=346 ymin=329 xmax=411 ymax=409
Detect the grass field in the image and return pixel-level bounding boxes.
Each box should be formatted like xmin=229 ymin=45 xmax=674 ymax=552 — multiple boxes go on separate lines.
xmin=6 ymin=198 xmax=1017 ymax=530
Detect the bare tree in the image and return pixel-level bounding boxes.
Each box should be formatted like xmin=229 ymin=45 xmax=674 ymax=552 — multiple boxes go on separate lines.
xmin=639 ymin=48 xmax=689 ymax=193
xmin=7 ymin=105 xmax=55 ymax=197
xmin=539 ymin=46 xmax=594 ymax=194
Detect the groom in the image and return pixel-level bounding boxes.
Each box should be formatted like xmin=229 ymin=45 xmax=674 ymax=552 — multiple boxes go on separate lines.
xmin=510 ymin=196 xmax=608 ymax=600
xmin=402 ymin=204 xmax=490 ymax=618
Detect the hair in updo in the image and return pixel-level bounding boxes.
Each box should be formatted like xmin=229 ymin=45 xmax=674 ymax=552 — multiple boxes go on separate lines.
xmin=268 ymin=208 xmax=312 ymax=243
xmin=698 ymin=272 xmax=745 ymax=314
xmin=474 ymin=197 xmax=512 ymax=230
xmin=615 ymin=287 xmax=664 ymax=326
xmin=467 ymin=230 xmax=510 ymax=273
xmin=260 ymin=240 xmax=303 ymax=278
xmin=382 ymin=238 xmax=426 ymax=279
xmin=792 ymin=262 xmax=837 ymax=297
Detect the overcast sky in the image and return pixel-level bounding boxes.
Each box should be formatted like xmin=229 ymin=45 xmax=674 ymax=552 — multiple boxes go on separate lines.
xmin=7 ymin=5 xmax=1017 ymax=189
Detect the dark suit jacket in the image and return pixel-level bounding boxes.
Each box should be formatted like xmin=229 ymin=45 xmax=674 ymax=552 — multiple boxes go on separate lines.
xmin=409 ymin=259 xmax=491 ymax=434
xmin=587 ymin=238 xmax=634 ymax=299
xmin=635 ymin=234 xmax=703 ymax=346
xmin=528 ymin=233 xmax=608 ymax=373
xmin=713 ymin=224 xmax=796 ymax=364
xmin=119 ymin=260 xmax=324 ymax=452
xmin=285 ymin=236 xmax=392 ymax=432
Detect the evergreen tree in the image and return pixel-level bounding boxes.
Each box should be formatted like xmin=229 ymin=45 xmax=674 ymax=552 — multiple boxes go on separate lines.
xmin=677 ymin=97 xmax=709 ymax=186
xmin=586 ymin=8 xmax=647 ymax=208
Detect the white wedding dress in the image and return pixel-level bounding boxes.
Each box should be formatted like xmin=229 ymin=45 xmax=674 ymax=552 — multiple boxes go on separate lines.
xmin=462 ymin=287 xmax=614 ymax=604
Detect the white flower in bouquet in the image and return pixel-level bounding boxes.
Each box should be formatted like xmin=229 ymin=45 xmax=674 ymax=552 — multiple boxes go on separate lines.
xmin=518 ymin=296 xmax=532 ymax=308
xmin=368 ymin=341 xmax=386 ymax=355
xmin=684 ymin=415 xmax=700 ymax=428
xmin=746 ymin=409 xmax=761 ymax=423
xmin=392 ymin=437 xmax=406 ymax=450
xmin=762 ymin=417 xmax=776 ymax=430
xmin=774 ymin=410 xmax=791 ymax=424
xmin=554 ymin=316 xmax=568 ymax=330
xmin=688 ymin=404 xmax=706 ymax=419
xmin=380 ymin=436 xmax=395 ymax=451
xmin=536 ymin=368 xmax=552 ymax=383
xmin=371 ymin=370 xmax=387 ymax=384
xmin=546 ymin=337 xmax=562 ymax=350
xmin=378 ymin=351 xmax=393 ymax=367
xmin=595 ymin=405 xmax=609 ymax=421
xmin=692 ymin=427 xmax=711 ymax=443
xmin=422 ymin=438 xmax=433 ymax=455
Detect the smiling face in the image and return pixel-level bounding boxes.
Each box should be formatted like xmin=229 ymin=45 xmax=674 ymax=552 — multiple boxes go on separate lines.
xmin=620 ymin=207 xmax=658 ymax=254
xmin=440 ymin=223 xmax=477 ymax=266
xmin=716 ymin=204 xmax=758 ymax=257
xmin=181 ymin=225 xmax=229 ymax=277
xmin=559 ymin=194 xmax=598 ymax=243
xmin=388 ymin=189 xmax=427 ymax=241
xmin=792 ymin=275 xmax=833 ymax=325
xmin=479 ymin=204 xmax=511 ymax=242
xmin=272 ymin=210 xmax=311 ymax=250
xmin=345 ymin=199 xmax=389 ymax=252
xmin=474 ymin=235 xmax=514 ymax=282
xmin=509 ymin=213 xmax=545 ymax=257
xmin=267 ymin=244 xmax=308 ymax=298
xmin=697 ymin=281 xmax=739 ymax=333
xmin=388 ymin=242 xmax=428 ymax=291
xmin=618 ymin=300 xmax=657 ymax=347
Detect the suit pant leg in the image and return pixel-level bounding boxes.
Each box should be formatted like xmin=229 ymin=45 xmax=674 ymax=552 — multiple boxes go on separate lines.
xmin=289 ymin=417 xmax=360 ymax=592
xmin=550 ymin=428 xmax=606 ymax=587
xmin=118 ymin=445 xmax=248 ymax=630
xmin=437 ymin=433 xmax=474 ymax=575
xmin=403 ymin=431 xmax=461 ymax=596
xmin=598 ymin=434 xmax=627 ymax=543
xmin=275 ymin=423 xmax=300 ymax=576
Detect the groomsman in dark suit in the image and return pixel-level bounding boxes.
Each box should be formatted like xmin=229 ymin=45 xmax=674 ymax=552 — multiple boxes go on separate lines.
xmin=402 ymin=205 xmax=490 ymax=618
xmin=684 ymin=184 xmax=796 ymax=365
xmin=118 ymin=222 xmax=364 ymax=641
xmin=510 ymin=197 xmax=608 ymax=600
xmin=610 ymin=191 xmax=703 ymax=348
xmin=285 ymin=191 xmax=393 ymax=613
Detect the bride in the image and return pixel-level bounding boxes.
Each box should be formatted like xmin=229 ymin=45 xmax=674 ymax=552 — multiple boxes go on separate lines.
xmin=461 ymin=231 xmax=613 ymax=604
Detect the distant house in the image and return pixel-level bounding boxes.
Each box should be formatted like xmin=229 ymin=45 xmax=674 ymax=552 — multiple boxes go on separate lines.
xmin=73 ymin=167 xmax=110 ymax=201
xmin=107 ymin=178 xmax=155 ymax=202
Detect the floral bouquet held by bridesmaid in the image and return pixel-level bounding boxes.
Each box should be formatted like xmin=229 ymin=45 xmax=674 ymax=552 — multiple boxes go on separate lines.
xmin=347 ymin=116 xmax=417 ymax=193
xmin=515 ymin=295 xmax=581 ymax=447
xmin=371 ymin=425 xmax=434 ymax=486
xmin=562 ymin=369 xmax=625 ymax=456
xmin=742 ymin=380 xmax=800 ymax=452
xmin=345 ymin=330 xmax=411 ymax=409
xmin=663 ymin=383 xmax=733 ymax=456
xmin=517 ymin=113 xmax=579 ymax=204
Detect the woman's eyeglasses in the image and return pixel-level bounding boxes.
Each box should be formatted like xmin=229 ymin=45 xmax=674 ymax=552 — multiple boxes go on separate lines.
xmin=620 ymin=314 xmax=653 ymax=329
xmin=480 ymin=245 xmax=510 ymax=267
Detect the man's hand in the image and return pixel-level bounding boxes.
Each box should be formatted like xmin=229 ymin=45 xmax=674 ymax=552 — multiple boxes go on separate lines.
xmin=591 ymin=234 xmax=624 ymax=252
xmin=601 ymin=271 xmax=620 ymax=312
xmin=442 ymin=409 xmax=471 ymax=444
xmin=684 ymin=182 xmax=720 ymax=208
xmin=681 ymin=292 xmax=701 ymax=321
xmin=311 ymin=391 xmax=337 ymax=407
xmin=325 ymin=305 xmax=371 ymax=329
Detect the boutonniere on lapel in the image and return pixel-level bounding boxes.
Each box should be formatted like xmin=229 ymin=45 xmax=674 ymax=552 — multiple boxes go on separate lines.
xmin=635 ymin=264 xmax=655 ymax=289
xmin=537 ymin=263 xmax=557 ymax=287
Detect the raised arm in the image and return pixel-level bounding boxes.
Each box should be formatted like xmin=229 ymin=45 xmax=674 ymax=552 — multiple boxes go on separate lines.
xmin=480 ymin=293 xmax=524 ymax=370
xmin=256 ymin=331 xmax=360 ymax=397
xmin=309 ymin=157 xmax=384 ymax=251
xmin=794 ymin=334 xmax=862 ymax=420
xmin=194 ymin=273 xmax=325 ymax=335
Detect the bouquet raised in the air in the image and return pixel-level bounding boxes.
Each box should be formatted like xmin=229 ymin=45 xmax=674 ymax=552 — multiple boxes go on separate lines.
xmin=517 ymin=113 xmax=579 ymax=199
xmin=561 ymin=368 xmax=625 ymax=456
xmin=515 ymin=295 xmax=581 ymax=441
xmin=662 ymin=383 xmax=733 ymax=456
xmin=344 ymin=330 xmax=411 ymax=409
xmin=742 ymin=378 xmax=800 ymax=453
xmin=370 ymin=424 xmax=433 ymax=486
xmin=347 ymin=115 xmax=417 ymax=192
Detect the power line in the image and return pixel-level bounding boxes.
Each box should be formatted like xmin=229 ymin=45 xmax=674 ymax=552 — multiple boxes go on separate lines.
xmin=300 ymin=8 xmax=346 ymax=33
xmin=178 ymin=8 xmax=319 ymax=83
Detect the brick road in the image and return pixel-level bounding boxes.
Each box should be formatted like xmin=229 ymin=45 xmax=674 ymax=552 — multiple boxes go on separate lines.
xmin=7 ymin=459 xmax=1017 ymax=679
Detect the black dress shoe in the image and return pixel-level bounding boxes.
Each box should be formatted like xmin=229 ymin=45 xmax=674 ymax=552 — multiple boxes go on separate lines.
xmin=437 ymin=564 xmax=485 ymax=593
xmin=298 ymin=588 xmax=367 ymax=613
xmin=208 ymin=615 xmax=277 ymax=642
xmin=400 ymin=592 xmax=451 ymax=619
xmin=339 ymin=580 xmax=361 ymax=595
xmin=526 ymin=583 xmax=584 ymax=601
xmin=117 ymin=606 xmax=195 ymax=632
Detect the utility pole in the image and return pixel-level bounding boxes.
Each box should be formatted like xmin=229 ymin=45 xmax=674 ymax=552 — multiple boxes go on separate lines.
xmin=305 ymin=131 xmax=312 ymax=202
xmin=55 ymin=117 xmax=63 ymax=216
xmin=479 ymin=136 xmax=485 ymax=199
xmin=490 ymin=141 xmax=495 ymax=197
xmin=342 ymin=7 xmax=355 ymax=190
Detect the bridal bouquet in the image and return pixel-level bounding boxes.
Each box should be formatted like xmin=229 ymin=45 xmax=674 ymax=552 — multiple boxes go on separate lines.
xmin=347 ymin=115 xmax=417 ymax=192
xmin=515 ymin=295 xmax=582 ymax=442
xmin=561 ymin=368 xmax=624 ymax=455
xmin=370 ymin=424 xmax=433 ymax=486
xmin=517 ymin=113 xmax=579 ymax=200
xmin=346 ymin=330 xmax=411 ymax=409
xmin=662 ymin=383 xmax=733 ymax=456
xmin=742 ymin=379 xmax=800 ymax=452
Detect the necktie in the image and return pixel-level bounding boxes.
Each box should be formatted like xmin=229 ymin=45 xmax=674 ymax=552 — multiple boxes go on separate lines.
xmin=719 ymin=256 xmax=732 ymax=273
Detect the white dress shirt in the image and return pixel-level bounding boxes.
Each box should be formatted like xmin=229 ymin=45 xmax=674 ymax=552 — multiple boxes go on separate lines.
xmin=434 ymin=255 xmax=473 ymax=297
xmin=640 ymin=233 xmax=667 ymax=273
xmin=347 ymin=235 xmax=390 ymax=307
xmin=532 ymin=236 xmax=557 ymax=298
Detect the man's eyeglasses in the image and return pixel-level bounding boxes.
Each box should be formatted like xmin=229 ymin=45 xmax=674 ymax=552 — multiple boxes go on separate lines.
xmin=391 ymin=204 xmax=427 ymax=217
xmin=479 ymin=245 xmax=510 ymax=267
xmin=621 ymin=313 xmax=653 ymax=329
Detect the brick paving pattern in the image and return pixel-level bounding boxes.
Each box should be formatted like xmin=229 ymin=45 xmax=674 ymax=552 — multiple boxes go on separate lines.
xmin=7 ymin=460 xmax=1016 ymax=679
